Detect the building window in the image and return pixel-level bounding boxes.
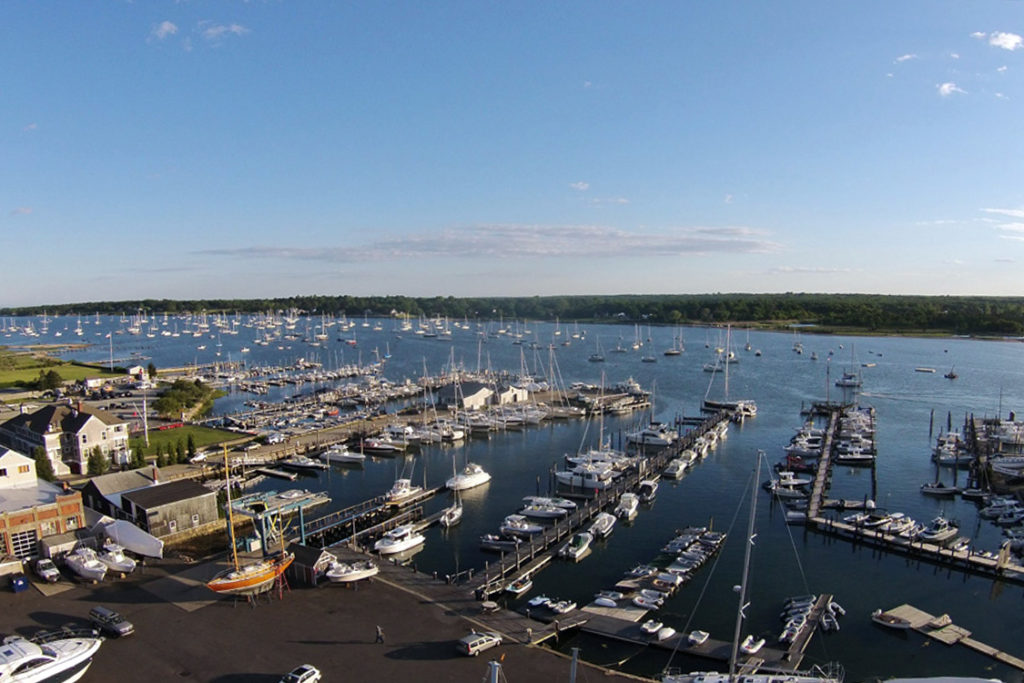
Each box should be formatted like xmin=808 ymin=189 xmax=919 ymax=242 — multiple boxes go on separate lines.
xmin=10 ymin=529 xmax=38 ymax=559
xmin=168 ymin=520 xmax=177 ymax=533
xmin=0 ymin=468 xmax=6 ymax=477
xmin=40 ymin=520 xmax=58 ymax=535
xmin=191 ymin=514 xmax=200 ymax=526
xmin=66 ymin=516 xmax=79 ymax=530
xmin=18 ymin=465 xmax=30 ymax=474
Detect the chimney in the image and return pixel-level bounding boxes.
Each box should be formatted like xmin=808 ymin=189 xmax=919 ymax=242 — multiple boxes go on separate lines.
xmin=77 ymin=401 xmax=83 ymax=412
xmin=152 ymin=465 xmax=159 ymax=484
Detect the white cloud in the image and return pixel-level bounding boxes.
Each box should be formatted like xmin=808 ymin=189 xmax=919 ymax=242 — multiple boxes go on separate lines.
xmin=894 ymin=53 xmax=918 ymax=63
xmin=950 ymin=52 xmax=960 ymax=60
xmin=200 ymin=22 xmax=250 ymax=41
xmin=196 ymin=223 xmax=781 ymax=262
xmin=588 ymin=197 xmax=630 ymax=206
xmin=771 ymin=266 xmax=855 ymax=275
xmin=971 ymin=31 xmax=987 ymax=40
xmin=995 ymin=92 xmax=1008 ymax=100
xmin=724 ymin=194 xmax=734 ymax=204
xmin=996 ymin=222 xmax=1024 ymax=233
xmin=151 ymin=21 xmax=178 ymax=41
xmin=9 ymin=207 xmax=32 ymax=217
xmin=937 ymin=82 xmax=965 ymax=97
xmin=982 ymin=208 xmax=1024 ymax=219
xmin=997 ymin=65 xmax=1008 ymax=73
xmin=989 ymin=31 xmax=1023 ymax=51
xmin=569 ymin=181 xmax=589 ymax=191
xmin=22 ymin=123 xmax=37 ymax=132
xmin=995 ymin=257 xmax=1015 ymax=263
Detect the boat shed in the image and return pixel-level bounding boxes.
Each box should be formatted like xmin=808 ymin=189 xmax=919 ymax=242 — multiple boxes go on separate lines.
xmin=120 ymin=479 xmax=218 ymax=539
xmin=286 ymin=542 xmax=335 ymax=587
xmin=435 ymin=382 xmax=494 ymax=411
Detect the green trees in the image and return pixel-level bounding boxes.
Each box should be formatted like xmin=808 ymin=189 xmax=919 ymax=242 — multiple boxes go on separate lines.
xmin=131 ymin=445 xmax=147 ymax=469
xmin=33 ymin=446 xmax=55 ymax=482
xmin=152 ymin=379 xmax=217 ymax=419
xmin=36 ymin=369 xmax=63 ymax=392
xmin=86 ymin=447 xmax=109 ymax=476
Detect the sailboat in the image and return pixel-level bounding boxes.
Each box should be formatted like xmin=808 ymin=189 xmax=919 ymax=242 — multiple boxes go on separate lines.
xmin=206 ymin=448 xmax=294 ymax=596
xmin=702 ymin=325 xmax=756 ymax=421
xmin=440 ymin=487 xmax=463 ymax=528
xmin=588 ymin=336 xmax=606 ymax=362
xmin=662 ymin=455 xmax=843 ymax=683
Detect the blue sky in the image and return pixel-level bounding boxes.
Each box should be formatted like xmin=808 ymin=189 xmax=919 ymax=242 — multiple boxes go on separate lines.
xmin=3 ymin=2 xmax=1024 ymax=307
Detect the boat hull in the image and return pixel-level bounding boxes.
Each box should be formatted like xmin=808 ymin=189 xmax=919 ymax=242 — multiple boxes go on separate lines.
xmin=207 ymin=553 xmax=294 ymax=595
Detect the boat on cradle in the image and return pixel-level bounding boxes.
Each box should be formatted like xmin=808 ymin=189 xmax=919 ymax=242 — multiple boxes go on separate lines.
xmin=446 ymin=462 xmax=492 ymax=491
xmin=588 ymin=512 xmax=617 ymax=539
xmin=638 ymin=479 xmax=659 ymax=503
xmin=917 ymin=516 xmax=959 ymax=543
xmin=65 ymin=547 xmax=107 ymax=583
xmin=0 ymin=633 xmax=103 ymax=683
xmin=522 ymin=496 xmax=577 ymax=511
xmin=96 ymin=543 xmax=136 ymax=575
xmin=385 ymin=478 xmax=424 ymax=504
xmin=871 ymin=608 xmax=912 ymax=629
xmin=559 ymin=531 xmax=594 ymax=561
xmin=373 ymin=525 xmax=426 ymax=555
xmin=499 ymin=514 xmax=544 ymax=537
xmin=615 ymin=492 xmax=640 ymax=520
xmin=319 ymin=444 xmax=365 ymax=464
xmin=279 ymin=455 xmax=328 ymax=471
xmin=325 ymin=559 xmax=379 ymax=583
xmin=920 ymin=481 xmax=960 ymax=497
xmin=506 ymin=574 xmax=533 ymax=596
xmin=207 ymin=550 xmax=294 ymax=595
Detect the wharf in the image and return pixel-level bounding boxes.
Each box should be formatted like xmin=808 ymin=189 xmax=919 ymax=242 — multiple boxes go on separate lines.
xmin=255 ymin=467 xmax=297 ymax=480
xmin=577 ymin=594 xmax=834 ymax=673
xmin=874 ymin=604 xmax=1024 ymax=671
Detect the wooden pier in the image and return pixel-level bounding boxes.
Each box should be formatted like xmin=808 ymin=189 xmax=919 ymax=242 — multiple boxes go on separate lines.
xmin=874 ymin=604 xmax=1024 ymax=671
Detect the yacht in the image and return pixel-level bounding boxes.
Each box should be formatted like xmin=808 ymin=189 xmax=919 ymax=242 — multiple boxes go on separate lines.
xmin=65 ymin=547 xmax=107 ymax=583
xmin=0 ymin=634 xmax=103 ymax=683
xmin=319 ymin=444 xmax=366 ymax=464
xmin=446 ymin=462 xmax=492 ymax=491
xmin=625 ymin=422 xmax=679 ymax=448
xmin=279 ymin=455 xmax=329 ymax=471
xmin=555 ymin=461 xmax=617 ymax=490
xmin=373 ymin=525 xmax=426 ymax=555
xmin=522 ymin=496 xmax=577 ymax=511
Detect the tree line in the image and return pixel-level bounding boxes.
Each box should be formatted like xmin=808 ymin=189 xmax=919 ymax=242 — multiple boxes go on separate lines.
xmin=4 ymin=293 xmax=1024 ymax=336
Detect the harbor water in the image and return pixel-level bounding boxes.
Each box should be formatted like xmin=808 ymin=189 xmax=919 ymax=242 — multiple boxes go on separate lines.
xmin=12 ymin=315 xmax=1024 ymax=682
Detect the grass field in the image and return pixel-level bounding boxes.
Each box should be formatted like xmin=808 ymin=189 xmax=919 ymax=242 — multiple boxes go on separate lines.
xmin=0 ymin=350 xmax=122 ymax=388
xmin=128 ymin=424 xmax=245 ymax=457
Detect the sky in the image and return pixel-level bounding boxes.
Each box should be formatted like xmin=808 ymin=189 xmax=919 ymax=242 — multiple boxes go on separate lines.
xmin=3 ymin=1 xmax=1024 ymax=307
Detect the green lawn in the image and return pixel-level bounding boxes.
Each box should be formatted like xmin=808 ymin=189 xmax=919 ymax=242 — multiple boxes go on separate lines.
xmin=128 ymin=424 xmax=244 ymax=457
xmin=0 ymin=350 xmax=122 ymax=388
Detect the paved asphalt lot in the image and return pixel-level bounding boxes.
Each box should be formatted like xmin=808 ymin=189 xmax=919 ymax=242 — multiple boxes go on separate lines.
xmin=3 ymin=557 xmax=648 ymax=682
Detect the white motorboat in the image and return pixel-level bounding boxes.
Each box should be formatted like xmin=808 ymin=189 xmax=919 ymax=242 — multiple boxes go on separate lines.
xmin=632 ymin=594 xmax=663 ymax=609
xmin=325 ymin=559 xmax=379 ymax=583
xmin=519 ymin=503 xmax=568 ymax=519
xmin=550 ymin=599 xmax=577 ymax=614
xmin=65 ymin=547 xmax=107 ymax=583
xmin=559 ymin=531 xmax=593 ymax=561
xmin=626 ymin=422 xmax=678 ymax=448
xmin=688 ymin=629 xmax=710 ymax=645
xmin=373 ymin=525 xmax=426 ymax=555
xmin=588 ymin=512 xmax=617 ymax=539
xmin=554 ymin=462 xmax=617 ymax=490
xmin=279 ymin=455 xmax=329 ymax=471
xmin=479 ymin=534 xmax=523 ymax=552
xmin=641 ymin=619 xmax=664 ymax=635
xmin=615 ymin=492 xmax=639 ymax=520
xmin=319 ymin=444 xmax=365 ymax=464
xmin=663 ymin=458 xmax=686 ymax=479
xmin=638 ymin=479 xmax=659 ymax=503
xmin=917 ymin=516 xmax=958 ymax=543
xmin=499 ymin=514 xmax=544 ymax=537
xmin=657 ymin=626 xmax=677 ymax=641
xmin=96 ymin=543 xmax=137 ymax=575
xmin=740 ymin=635 xmax=765 ymax=654
xmin=506 ymin=575 xmax=533 ymax=596
xmin=359 ymin=436 xmax=406 ymax=456
xmin=385 ymin=478 xmax=424 ymax=504
xmin=522 ymin=496 xmax=577 ymax=510
xmin=446 ymin=462 xmax=492 ymax=491
xmin=0 ymin=634 xmax=103 ymax=683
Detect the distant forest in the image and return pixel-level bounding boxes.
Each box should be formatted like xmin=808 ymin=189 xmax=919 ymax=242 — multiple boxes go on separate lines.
xmin=4 ymin=294 xmax=1024 ymax=337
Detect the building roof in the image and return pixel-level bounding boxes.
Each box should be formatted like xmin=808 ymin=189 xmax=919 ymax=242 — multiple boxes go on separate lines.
xmin=121 ymin=479 xmax=213 ymax=510
xmin=0 ymin=403 xmax=126 ymax=437
xmin=287 ymin=542 xmax=334 ymax=567
xmin=84 ymin=469 xmax=158 ymax=497
xmin=0 ymin=480 xmax=74 ymax=514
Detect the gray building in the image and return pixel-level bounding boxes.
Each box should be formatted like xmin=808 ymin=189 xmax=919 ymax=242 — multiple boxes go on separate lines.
xmin=120 ymin=480 xmax=218 ymax=539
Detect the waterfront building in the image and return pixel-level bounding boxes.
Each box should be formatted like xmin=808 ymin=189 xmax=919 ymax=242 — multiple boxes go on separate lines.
xmin=0 ymin=446 xmax=85 ymax=559
xmin=0 ymin=403 xmax=130 ymax=475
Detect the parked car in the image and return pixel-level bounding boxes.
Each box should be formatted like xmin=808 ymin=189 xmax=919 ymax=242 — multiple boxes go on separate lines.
xmin=455 ymin=631 xmax=502 ymax=656
xmin=33 ymin=558 xmax=61 ymax=583
xmin=279 ymin=664 xmax=321 ymax=683
xmin=88 ymin=606 xmax=135 ymax=637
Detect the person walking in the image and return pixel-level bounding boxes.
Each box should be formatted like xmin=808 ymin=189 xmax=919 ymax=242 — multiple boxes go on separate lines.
xmin=375 ymin=625 xmax=385 ymax=644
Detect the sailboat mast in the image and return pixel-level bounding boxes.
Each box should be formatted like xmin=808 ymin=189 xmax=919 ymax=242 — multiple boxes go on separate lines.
xmin=729 ymin=452 xmax=762 ymax=679
xmin=223 ymin=447 xmax=240 ymax=571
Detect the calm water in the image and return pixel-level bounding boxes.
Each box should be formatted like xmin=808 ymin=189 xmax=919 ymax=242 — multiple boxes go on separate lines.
xmin=11 ymin=315 xmax=1024 ymax=681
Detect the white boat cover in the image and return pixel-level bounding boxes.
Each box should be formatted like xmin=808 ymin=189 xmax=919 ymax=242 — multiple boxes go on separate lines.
xmin=100 ymin=519 xmax=164 ymax=558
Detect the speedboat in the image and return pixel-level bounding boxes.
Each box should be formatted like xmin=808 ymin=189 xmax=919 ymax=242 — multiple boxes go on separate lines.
xmin=588 ymin=512 xmax=617 ymax=539
xmin=65 ymin=547 xmax=107 ymax=583
xmin=522 ymin=496 xmax=577 ymax=510
xmin=319 ymin=444 xmax=365 ymax=464
xmin=279 ymin=455 xmax=328 ymax=471
xmin=632 ymin=594 xmax=663 ymax=610
xmin=559 ymin=531 xmax=593 ymax=561
xmin=615 ymin=493 xmax=639 ymax=520
xmin=917 ymin=516 xmax=958 ymax=543
xmin=96 ymin=543 xmax=136 ymax=575
xmin=0 ymin=634 xmax=103 ymax=683
xmin=519 ymin=502 xmax=568 ymax=519
xmin=638 ymin=479 xmax=658 ymax=503
xmin=641 ymin=619 xmax=664 ymax=635
xmin=657 ymin=626 xmax=677 ymax=641
xmin=373 ymin=525 xmax=426 ymax=555
xmin=446 ymin=463 xmax=492 ymax=491
xmin=506 ymin=575 xmax=533 ymax=596
xmin=550 ymin=599 xmax=577 ymax=614
xmin=663 ymin=458 xmax=686 ymax=479
xmin=325 ymin=559 xmax=379 ymax=583
xmin=688 ymin=629 xmax=710 ymax=645
xmin=527 ymin=594 xmax=552 ymax=608
xmin=385 ymin=478 xmax=424 ymax=504
xmin=625 ymin=422 xmax=678 ymax=448
xmin=479 ymin=534 xmax=523 ymax=552
xmin=359 ymin=436 xmax=406 ymax=456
